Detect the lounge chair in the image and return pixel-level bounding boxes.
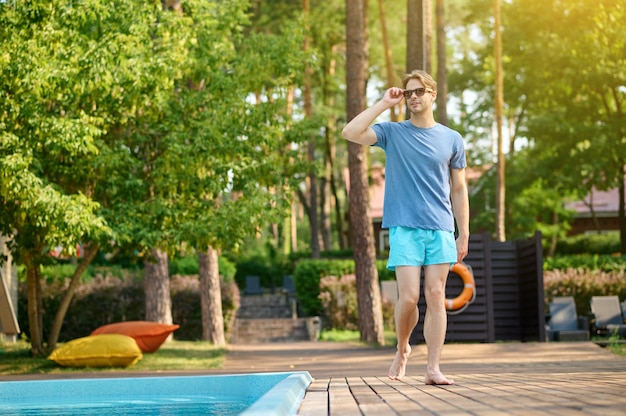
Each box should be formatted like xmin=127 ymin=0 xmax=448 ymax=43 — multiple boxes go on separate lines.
xmin=245 ymin=275 xmax=263 ymax=295
xmin=547 ymin=296 xmax=589 ymax=341
xmin=282 ymin=275 xmax=295 ymax=295
xmin=590 ymin=296 xmax=626 ymax=337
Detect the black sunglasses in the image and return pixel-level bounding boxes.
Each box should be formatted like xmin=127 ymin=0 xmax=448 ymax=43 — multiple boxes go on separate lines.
xmin=403 ymin=87 xmax=435 ymax=99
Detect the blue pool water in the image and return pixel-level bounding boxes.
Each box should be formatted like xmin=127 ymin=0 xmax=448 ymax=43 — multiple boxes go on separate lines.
xmin=0 ymin=371 xmax=312 ymax=415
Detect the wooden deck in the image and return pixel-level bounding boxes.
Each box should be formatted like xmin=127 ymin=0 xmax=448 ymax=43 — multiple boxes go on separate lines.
xmin=291 ymin=342 xmax=626 ymax=415
xmin=299 ymin=371 xmax=626 ymax=415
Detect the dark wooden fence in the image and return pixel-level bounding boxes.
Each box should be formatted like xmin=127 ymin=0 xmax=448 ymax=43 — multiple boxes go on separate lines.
xmin=410 ymin=231 xmax=546 ymax=344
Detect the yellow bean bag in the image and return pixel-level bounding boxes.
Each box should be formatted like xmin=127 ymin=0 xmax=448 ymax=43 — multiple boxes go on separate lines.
xmin=48 ymin=334 xmax=143 ymax=368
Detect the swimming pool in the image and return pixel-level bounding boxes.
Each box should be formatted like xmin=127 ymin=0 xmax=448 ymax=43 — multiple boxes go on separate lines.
xmin=0 ymin=371 xmax=312 ymax=415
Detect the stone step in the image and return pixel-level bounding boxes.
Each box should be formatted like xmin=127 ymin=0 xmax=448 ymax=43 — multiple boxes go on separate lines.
xmin=231 ymin=317 xmax=321 ymax=344
xmin=236 ymin=293 xmax=297 ymax=319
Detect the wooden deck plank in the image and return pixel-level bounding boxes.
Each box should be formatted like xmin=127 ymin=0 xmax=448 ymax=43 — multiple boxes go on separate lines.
xmin=327 ymin=378 xmax=361 ymax=415
xmin=346 ymin=377 xmax=397 ymax=415
xmin=297 ymin=390 xmax=328 ymax=416
xmin=362 ymin=377 xmax=428 ymax=415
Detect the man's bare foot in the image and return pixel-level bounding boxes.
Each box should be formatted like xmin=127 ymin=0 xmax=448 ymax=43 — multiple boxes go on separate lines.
xmin=388 ymin=345 xmax=411 ymax=380
xmin=424 ymin=371 xmax=454 ymax=385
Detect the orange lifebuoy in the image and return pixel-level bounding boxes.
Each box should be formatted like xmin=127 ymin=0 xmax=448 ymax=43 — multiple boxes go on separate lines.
xmin=445 ymin=262 xmax=475 ymax=314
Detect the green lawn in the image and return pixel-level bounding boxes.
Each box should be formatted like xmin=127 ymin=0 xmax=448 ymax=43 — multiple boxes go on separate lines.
xmin=0 ymin=340 xmax=226 ymax=376
xmin=320 ymin=329 xmax=397 ymax=346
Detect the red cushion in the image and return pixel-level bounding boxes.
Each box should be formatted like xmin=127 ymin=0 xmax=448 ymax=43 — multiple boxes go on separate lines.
xmin=91 ymin=321 xmax=179 ymax=353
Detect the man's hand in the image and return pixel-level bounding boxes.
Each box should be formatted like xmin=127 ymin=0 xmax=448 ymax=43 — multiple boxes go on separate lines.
xmin=383 ymin=87 xmax=405 ymax=107
xmin=455 ymin=236 xmax=469 ymax=263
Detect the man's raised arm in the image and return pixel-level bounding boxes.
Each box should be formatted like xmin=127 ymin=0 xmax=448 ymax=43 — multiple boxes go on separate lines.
xmin=342 ymin=87 xmax=405 ymax=145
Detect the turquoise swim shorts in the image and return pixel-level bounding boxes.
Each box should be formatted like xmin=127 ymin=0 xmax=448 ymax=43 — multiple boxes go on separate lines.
xmin=386 ymin=226 xmax=457 ymax=271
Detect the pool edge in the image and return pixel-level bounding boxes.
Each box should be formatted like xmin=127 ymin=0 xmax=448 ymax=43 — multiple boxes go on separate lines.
xmin=241 ymin=371 xmax=313 ymax=416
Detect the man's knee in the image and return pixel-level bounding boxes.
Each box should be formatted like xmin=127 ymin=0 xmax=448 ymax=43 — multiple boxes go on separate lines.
xmin=424 ymin=285 xmax=445 ymax=307
xmin=397 ymin=295 xmax=419 ymax=309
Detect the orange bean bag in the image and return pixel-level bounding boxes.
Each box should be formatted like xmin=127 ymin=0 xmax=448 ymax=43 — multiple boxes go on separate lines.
xmin=91 ymin=321 xmax=180 ymax=353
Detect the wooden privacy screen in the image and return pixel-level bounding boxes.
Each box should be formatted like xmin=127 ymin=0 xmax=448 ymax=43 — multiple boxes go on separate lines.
xmin=409 ymin=231 xmax=546 ymax=344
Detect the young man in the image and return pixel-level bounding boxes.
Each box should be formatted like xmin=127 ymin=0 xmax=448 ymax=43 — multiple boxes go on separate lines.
xmin=342 ymin=70 xmax=469 ymax=385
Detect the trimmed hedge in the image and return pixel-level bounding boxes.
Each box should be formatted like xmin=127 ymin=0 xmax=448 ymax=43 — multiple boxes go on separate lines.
xmin=17 ymin=272 xmax=240 ymax=344
xmin=293 ymin=258 xmax=394 ymax=318
xmin=544 ymin=254 xmax=626 ymax=273
xmin=555 ymin=233 xmax=621 ymax=255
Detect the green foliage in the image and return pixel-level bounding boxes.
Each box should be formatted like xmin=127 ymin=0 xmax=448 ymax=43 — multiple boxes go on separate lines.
xmin=16 ymin=273 xmax=240 ymax=344
xmin=292 ymin=258 xmax=394 ymax=318
xmin=318 ymin=272 xmax=395 ymax=332
xmin=451 ymin=0 xmax=626 ymax=246
xmin=319 ymin=274 xmax=359 ymax=330
xmin=544 ymin=268 xmax=626 ymax=316
xmin=544 ymin=255 xmax=626 ymax=273
xmin=169 ymin=256 xmax=200 ymax=276
xmin=38 ymin=263 xmax=94 ymax=284
xmin=293 ymin=259 xmax=355 ymax=317
xmin=376 ymin=261 xmax=396 ymax=281
xmin=234 ymin=256 xmax=278 ymax=290
xmin=555 ymin=233 xmax=622 ymax=256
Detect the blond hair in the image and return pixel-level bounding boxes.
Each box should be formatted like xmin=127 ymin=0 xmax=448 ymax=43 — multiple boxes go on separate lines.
xmin=402 ymin=70 xmax=437 ymax=90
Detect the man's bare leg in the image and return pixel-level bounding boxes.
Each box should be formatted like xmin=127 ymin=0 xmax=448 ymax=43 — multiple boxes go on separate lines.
xmin=388 ymin=266 xmax=420 ymax=380
xmin=423 ymin=264 xmax=454 ymax=385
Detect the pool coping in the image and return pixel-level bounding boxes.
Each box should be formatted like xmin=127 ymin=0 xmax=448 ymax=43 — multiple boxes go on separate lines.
xmin=242 ymin=371 xmax=313 ymax=415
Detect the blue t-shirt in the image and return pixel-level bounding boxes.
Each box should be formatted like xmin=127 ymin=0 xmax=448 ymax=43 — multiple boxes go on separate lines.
xmin=372 ymin=121 xmax=466 ymax=232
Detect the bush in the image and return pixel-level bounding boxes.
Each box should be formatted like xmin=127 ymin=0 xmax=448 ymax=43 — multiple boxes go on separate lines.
xmin=169 ymin=256 xmax=199 ymax=275
xmin=169 ymin=255 xmax=236 ymax=281
xmin=544 ymin=254 xmax=626 ymax=273
xmin=293 ymin=258 xmax=396 ymax=318
xmin=234 ymin=255 xmax=287 ymax=291
xmin=17 ymin=269 xmax=240 ymax=344
xmin=544 ymin=268 xmax=626 ymax=316
xmin=319 ymin=274 xmax=359 ymax=330
xmin=293 ymin=259 xmax=355 ymax=317
xmin=555 ymin=233 xmax=621 ymax=255
xmin=318 ymin=273 xmax=395 ymax=332
xmin=18 ymin=271 xmax=145 ymax=343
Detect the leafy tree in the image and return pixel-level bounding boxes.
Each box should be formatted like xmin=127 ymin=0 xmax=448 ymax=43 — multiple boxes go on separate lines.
xmin=1 ymin=0 xmax=310 ymax=352
xmin=504 ymin=0 xmax=626 ymax=251
xmin=451 ymin=0 xmax=626 ymax=248
xmin=0 ymin=0 xmax=146 ymax=354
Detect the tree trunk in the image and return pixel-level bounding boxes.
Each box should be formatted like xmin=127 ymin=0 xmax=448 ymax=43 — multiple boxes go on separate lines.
xmin=303 ymin=0 xmax=321 ymax=259
xmin=406 ymin=0 xmax=431 ymax=121
xmin=324 ymin=44 xmax=348 ymax=250
xmin=378 ymin=0 xmax=399 ymax=122
xmin=48 ymin=243 xmax=100 ymax=350
xmin=24 ymin=251 xmax=45 ymax=356
xmin=144 ymin=248 xmax=172 ymax=325
xmin=494 ymin=0 xmax=506 ymax=242
xmin=424 ymin=0 xmax=433 ymax=74
xmin=346 ymin=0 xmax=385 ymax=345
xmin=436 ymin=0 xmax=449 ymax=125
xmin=198 ymin=247 xmax=225 ymax=346
xmin=407 ymin=0 xmax=425 ymax=72
xmin=618 ymin=159 xmax=626 ymax=255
